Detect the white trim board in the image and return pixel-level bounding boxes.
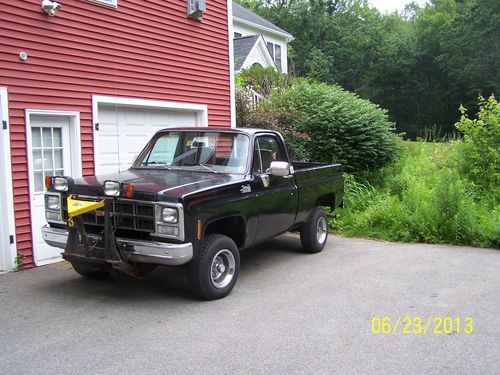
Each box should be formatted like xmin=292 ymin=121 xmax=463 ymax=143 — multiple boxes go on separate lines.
xmin=0 ymin=87 xmax=16 ymax=271
xmin=227 ymin=0 xmax=236 ymax=128
xmin=25 ymin=109 xmax=83 ymax=179
xmin=25 ymin=109 xmax=82 ymax=267
xmin=92 ymin=95 xmax=208 ymax=123
xmin=233 ymin=17 xmax=294 ymax=42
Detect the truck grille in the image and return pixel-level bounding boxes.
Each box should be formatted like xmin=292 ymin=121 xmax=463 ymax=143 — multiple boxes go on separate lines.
xmin=80 ymin=200 xmax=156 ymax=232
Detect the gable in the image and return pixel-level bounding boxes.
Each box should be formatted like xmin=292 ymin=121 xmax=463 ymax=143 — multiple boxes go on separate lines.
xmin=234 ymin=35 xmax=276 ymax=72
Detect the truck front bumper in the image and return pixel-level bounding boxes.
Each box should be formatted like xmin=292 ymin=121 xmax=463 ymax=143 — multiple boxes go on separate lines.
xmin=42 ymin=226 xmax=193 ymax=266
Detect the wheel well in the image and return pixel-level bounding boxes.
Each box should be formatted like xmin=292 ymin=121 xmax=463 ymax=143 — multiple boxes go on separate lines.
xmin=315 ymin=193 xmax=335 ymax=210
xmin=204 ymin=216 xmax=245 ymax=249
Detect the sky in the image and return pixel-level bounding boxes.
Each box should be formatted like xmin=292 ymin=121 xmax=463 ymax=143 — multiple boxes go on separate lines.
xmin=369 ymin=0 xmax=429 ymax=13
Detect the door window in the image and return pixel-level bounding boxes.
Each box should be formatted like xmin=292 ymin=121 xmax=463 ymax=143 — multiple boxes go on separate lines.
xmin=31 ymin=127 xmax=64 ymax=193
xmin=253 ymin=135 xmax=286 ymax=174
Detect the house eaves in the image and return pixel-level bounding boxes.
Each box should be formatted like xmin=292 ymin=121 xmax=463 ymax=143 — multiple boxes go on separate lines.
xmin=232 ymin=2 xmax=294 ymax=42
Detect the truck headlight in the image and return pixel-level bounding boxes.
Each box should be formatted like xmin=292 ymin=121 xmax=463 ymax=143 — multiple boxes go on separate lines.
xmin=53 ymin=176 xmax=70 ymax=192
xmin=104 ymin=181 xmax=120 ymax=197
xmin=154 ymin=203 xmax=184 ymax=240
xmin=162 ymin=207 xmax=178 ymax=223
xmin=45 ymin=193 xmax=63 ymax=223
xmin=46 ymin=195 xmax=60 ymax=210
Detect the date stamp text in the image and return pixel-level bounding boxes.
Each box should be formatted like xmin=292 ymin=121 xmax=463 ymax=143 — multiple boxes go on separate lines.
xmin=371 ymin=316 xmax=474 ymax=335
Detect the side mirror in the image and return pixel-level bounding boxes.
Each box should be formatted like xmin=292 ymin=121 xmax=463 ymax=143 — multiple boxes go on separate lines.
xmin=267 ymin=161 xmax=290 ymax=177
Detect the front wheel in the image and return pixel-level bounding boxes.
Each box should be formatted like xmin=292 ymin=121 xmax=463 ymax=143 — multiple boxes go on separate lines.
xmin=188 ymin=234 xmax=240 ymax=300
xmin=300 ymin=207 xmax=329 ymax=253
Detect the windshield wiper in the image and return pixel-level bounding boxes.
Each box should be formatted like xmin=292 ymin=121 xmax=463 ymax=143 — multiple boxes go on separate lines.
xmin=141 ymin=161 xmax=170 ymax=168
xmin=195 ymin=163 xmax=218 ymax=173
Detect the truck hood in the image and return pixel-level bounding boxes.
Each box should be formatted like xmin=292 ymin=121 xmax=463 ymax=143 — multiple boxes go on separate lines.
xmin=73 ymin=168 xmax=246 ymax=201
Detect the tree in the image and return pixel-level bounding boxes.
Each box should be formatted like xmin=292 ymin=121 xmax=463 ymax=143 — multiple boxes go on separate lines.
xmin=235 ymin=0 xmax=499 ymax=137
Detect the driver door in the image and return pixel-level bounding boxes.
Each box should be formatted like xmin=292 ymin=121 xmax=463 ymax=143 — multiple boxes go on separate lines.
xmin=252 ymin=134 xmax=298 ymax=243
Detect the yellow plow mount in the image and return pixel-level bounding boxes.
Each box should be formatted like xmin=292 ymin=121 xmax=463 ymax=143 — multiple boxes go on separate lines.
xmin=67 ymin=195 xmax=105 ymax=227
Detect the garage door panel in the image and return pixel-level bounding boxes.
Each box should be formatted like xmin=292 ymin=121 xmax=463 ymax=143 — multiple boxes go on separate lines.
xmin=96 ymin=105 xmax=200 ymax=174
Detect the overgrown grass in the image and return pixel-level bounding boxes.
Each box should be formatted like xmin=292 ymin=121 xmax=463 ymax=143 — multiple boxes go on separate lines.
xmin=330 ymin=141 xmax=500 ymax=248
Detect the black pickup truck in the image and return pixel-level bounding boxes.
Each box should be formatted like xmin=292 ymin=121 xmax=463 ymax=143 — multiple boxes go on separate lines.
xmin=42 ymin=128 xmax=344 ymax=299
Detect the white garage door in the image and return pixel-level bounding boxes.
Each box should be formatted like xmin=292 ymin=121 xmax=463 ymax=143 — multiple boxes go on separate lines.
xmin=96 ymin=105 xmax=200 ymax=174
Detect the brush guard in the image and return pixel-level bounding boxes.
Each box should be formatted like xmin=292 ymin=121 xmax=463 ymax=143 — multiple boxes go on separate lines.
xmin=42 ymin=195 xmax=193 ymax=276
xmin=64 ymin=195 xmax=123 ymax=265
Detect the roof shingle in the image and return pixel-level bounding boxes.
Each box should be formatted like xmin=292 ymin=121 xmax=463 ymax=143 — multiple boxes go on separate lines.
xmin=233 ymin=35 xmax=260 ymax=71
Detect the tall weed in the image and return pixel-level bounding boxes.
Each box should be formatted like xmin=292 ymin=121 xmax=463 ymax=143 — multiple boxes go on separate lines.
xmin=331 ymin=141 xmax=499 ymax=248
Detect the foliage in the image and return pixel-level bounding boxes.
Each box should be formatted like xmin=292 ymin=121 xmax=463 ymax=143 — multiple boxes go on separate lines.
xmin=236 ymin=82 xmax=310 ymax=160
xmin=262 ymin=80 xmax=398 ymax=171
xmin=237 ymin=69 xmax=398 ymax=169
xmin=235 ymin=0 xmax=499 ymax=138
xmin=455 ymin=95 xmax=500 ymax=203
xmin=239 ymin=103 xmax=311 ymax=161
xmin=236 ymin=65 xmax=311 ymax=160
xmin=235 ymin=65 xmax=293 ymax=97
xmin=330 ymin=142 xmax=500 ymax=248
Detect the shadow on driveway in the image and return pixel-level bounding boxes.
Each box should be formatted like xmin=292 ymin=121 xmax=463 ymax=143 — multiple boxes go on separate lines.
xmin=32 ymin=233 xmax=307 ymax=304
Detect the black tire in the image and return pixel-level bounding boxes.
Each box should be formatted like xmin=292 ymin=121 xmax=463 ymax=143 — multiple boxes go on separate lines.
xmin=300 ymin=207 xmax=329 ymax=253
xmin=188 ymin=234 xmax=240 ymax=300
xmin=71 ymin=260 xmax=110 ymax=279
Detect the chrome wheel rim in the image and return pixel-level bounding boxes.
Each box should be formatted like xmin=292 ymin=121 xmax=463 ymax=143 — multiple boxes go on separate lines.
xmin=210 ymin=249 xmax=236 ymax=289
xmin=316 ymin=216 xmax=327 ymax=244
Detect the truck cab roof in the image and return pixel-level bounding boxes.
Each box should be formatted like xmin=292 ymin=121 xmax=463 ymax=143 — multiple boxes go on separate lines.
xmin=153 ymin=127 xmax=282 ymax=137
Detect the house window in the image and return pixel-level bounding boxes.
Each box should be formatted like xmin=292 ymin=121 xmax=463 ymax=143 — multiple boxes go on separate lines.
xmin=30 ymin=127 xmax=65 ymax=193
xmin=267 ymin=42 xmax=274 ymax=60
xmin=89 ymin=0 xmax=118 ymax=7
xmin=275 ymin=44 xmax=282 ymax=71
xmin=234 ymin=32 xmax=242 ymax=38
xmin=266 ymin=42 xmax=282 ymax=71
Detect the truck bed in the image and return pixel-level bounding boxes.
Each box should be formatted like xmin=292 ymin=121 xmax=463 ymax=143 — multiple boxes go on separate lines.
xmin=292 ymin=162 xmax=344 ymax=224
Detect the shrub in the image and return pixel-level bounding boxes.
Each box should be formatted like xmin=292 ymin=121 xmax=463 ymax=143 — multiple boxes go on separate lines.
xmin=238 ymin=98 xmax=311 ymax=161
xmin=236 ymin=68 xmax=398 ymax=170
xmin=455 ymin=95 xmax=499 ymax=204
xmin=235 ymin=65 xmax=293 ymax=97
xmin=236 ymin=67 xmax=310 ymax=161
xmin=264 ymin=80 xmax=399 ymax=172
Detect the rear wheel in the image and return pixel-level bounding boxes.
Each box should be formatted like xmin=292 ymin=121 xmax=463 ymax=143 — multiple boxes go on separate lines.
xmin=300 ymin=207 xmax=329 ymax=253
xmin=71 ymin=260 xmax=110 ymax=279
xmin=188 ymin=234 xmax=240 ymax=300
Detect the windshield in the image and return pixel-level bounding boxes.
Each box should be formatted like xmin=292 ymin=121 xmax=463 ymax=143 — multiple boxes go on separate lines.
xmin=135 ymin=131 xmax=250 ymax=174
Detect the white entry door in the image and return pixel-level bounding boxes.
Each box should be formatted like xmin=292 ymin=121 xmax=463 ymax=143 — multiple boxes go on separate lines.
xmin=96 ymin=105 xmax=198 ymax=174
xmin=29 ymin=116 xmax=72 ymax=266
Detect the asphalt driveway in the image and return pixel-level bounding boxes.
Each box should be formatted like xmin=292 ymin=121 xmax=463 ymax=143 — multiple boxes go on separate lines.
xmin=0 ymin=235 xmax=498 ymax=374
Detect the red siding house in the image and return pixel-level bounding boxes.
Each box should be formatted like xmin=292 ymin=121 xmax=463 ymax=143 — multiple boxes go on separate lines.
xmin=0 ymin=0 xmax=235 ymax=271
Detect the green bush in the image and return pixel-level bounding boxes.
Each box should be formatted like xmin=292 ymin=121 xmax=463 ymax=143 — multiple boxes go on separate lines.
xmin=236 ymin=67 xmax=398 ymax=170
xmin=237 ymin=101 xmax=311 ymax=161
xmin=235 ymin=65 xmax=293 ymax=97
xmin=330 ymin=142 xmax=499 ymax=248
xmin=455 ymin=95 xmax=499 ymax=204
xmin=263 ymin=80 xmax=398 ymax=172
xmin=236 ymin=66 xmax=310 ymax=161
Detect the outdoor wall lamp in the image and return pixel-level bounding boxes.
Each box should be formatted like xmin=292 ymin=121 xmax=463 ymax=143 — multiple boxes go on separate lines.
xmin=41 ymin=0 xmax=62 ymax=17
